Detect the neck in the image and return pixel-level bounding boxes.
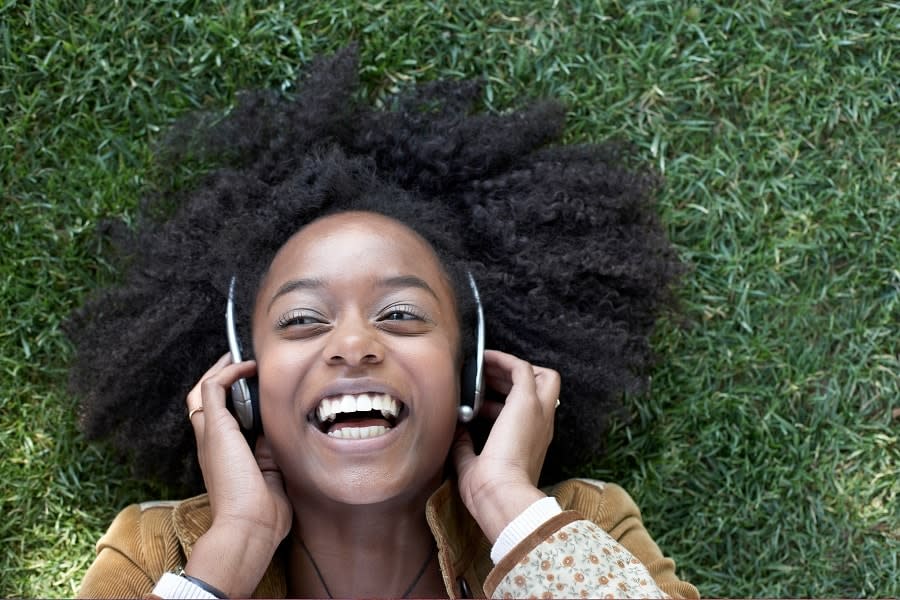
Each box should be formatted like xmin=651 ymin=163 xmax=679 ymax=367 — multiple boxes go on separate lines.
xmin=285 ymin=480 xmax=448 ymax=598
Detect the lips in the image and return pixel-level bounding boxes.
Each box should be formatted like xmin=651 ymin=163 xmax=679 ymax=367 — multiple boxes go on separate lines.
xmin=310 ymin=392 xmax=405 ymax=438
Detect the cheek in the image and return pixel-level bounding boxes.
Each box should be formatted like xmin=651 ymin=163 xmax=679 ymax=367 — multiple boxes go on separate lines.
xmin=404 ymin=342 xmax=461 ymax=420
xmin=414 ymin=331 xmax=458 ymax=373
xmin=256 ymin=345 xmax=317 ymax=414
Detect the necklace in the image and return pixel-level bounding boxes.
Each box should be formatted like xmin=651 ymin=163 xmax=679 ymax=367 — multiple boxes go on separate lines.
xmin=298 ymin=538 xmax=437 ymax=599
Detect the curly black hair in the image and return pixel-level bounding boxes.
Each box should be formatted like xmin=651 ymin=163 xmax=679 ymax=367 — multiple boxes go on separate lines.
xmin=66 ymin=47 xmax=683 ymax=494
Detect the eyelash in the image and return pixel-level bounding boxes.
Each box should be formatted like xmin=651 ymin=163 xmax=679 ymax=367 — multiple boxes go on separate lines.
xmin=274 ymin=305 xmax=426 ymax=330
xmin=275 ymin=310 xmax=323 ymax=329
xmin=378 ymin=304 xmax=426 ymax=322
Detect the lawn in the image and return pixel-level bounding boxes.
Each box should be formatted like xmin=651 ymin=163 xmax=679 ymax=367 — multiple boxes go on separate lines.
xmin=2 ymin=1 xmax=897 ymax=596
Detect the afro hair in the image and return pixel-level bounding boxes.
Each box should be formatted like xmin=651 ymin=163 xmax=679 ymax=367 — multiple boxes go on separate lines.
xmin=66 ymin=47 xmax=683 ymax=494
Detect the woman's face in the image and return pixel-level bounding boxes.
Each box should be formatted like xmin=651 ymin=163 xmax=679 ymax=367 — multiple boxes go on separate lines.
xmin=252 ymin=211 xmax=461 ymax=506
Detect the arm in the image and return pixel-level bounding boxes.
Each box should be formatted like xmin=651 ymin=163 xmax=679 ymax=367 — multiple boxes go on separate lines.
xmin=451 ymin=350 xmax=696 ymax=599
xmin=483 ymin=481 xmax=699 ymax=599
xmin=485 ymin=511 xmax=670 ymax=599
xmin=81 ymin=355 xmax=290 ymax=599
xmin=566 ymin=480 xmax=698 ymax=598
xmin=179 ymin=354 xmax=290 ymax=598
xmin=78 ymin=504 xmax=175 ymax=599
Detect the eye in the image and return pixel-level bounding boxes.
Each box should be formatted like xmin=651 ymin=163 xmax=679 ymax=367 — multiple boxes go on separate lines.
xmin=276 ymin=309 xmax=326 ymax=329
xmin=377 ymin=304 xmax=429 ymax=324
xmin=382 ymin=309 xmax=420 ymax=321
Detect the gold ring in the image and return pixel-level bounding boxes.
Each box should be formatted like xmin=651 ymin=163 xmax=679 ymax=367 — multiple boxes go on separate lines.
xmin=188 ymin=406 xmax=204 ymax=420
xmin=555 ymin=398 xmax=560 ymax=408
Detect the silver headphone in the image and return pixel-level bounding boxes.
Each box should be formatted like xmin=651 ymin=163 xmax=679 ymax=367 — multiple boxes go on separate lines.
xmin=458 ymin=272 xmax=485 ymax=422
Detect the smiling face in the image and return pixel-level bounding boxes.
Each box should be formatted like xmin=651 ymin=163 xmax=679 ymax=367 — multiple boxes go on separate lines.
xmin=252 ymin=211 xmax=461 ymax=507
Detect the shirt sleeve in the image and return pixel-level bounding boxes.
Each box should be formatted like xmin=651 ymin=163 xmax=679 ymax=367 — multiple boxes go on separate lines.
xmin=563 ymin=480 xmax=698 ymax=599
xmin=484 ymin=512 xmax=669 ymax=599
xmin=490 ymin=496 xmax=563 ymax=564
xmin=480 ymin=480 xmax=699 ymax=599
xmin=78 ymin=504 xmax=182 ymax=599
xmin=151 ymin=573 xmax=218 ymax=599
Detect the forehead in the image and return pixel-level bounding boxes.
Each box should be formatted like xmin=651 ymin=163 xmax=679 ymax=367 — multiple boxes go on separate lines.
xmin=261 ymin=211 xmax=450 ymax=295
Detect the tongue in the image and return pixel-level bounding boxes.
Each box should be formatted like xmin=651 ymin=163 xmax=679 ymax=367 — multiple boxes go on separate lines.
xmin=328 ymin=416 xmax=392 ymax=433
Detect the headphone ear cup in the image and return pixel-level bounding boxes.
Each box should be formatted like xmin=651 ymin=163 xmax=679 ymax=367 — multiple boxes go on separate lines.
xmin=228 ymin=375 xmax=261 ymax=434
xmin=227 ymin=376 xmax=261 ymax=448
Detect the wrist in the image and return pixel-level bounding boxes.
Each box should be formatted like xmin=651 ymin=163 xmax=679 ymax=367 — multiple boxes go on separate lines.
xmin=490 ymin=496 xmax=562 ymax=563
xmin=468 ymin=483 xmax=546 ymax=543
xmin=154 ymin=572 xmax=220 ymax=599
xmin=185 ymin=522 xmax=282 ymax=598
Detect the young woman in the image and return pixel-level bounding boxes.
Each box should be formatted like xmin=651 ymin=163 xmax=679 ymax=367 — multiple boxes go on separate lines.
xmin=71 ymin=48 xmax=697 ymax=598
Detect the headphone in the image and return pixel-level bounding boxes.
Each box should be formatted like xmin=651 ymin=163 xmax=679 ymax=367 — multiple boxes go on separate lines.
xmin=225 ymin=276 xmax=260 ymax=432
xmin=225 ymin=273 xmax=485 ymax=433
xmin=458 ymin=272 xmax=485 ymax=422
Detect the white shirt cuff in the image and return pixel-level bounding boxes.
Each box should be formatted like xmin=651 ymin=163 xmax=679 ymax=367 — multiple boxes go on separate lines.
xmin=152 ymin=572 xmax=219 ymax=599
xmin=490 ymin=496 xmax=563 ymax=564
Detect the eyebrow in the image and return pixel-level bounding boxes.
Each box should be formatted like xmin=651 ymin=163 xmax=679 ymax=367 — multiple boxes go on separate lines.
xmin=266 ymin=274 xmax=439 ymax=313
xmin=267 ymin=277 xmax=325 ymax=313
xmin=377 ymin=275 xmax=440 ymax=301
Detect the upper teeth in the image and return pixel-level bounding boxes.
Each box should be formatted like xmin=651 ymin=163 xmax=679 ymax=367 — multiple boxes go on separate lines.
xmin=316 ymin=393 xmax=400 ymax=423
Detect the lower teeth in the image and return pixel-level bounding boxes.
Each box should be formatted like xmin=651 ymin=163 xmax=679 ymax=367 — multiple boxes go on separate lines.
xmin=327 ymin=425 xmax=390 ymax=439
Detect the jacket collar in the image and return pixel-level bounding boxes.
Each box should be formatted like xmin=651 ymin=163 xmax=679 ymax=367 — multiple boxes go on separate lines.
xmin=170 ymin=479 xmax=491 ymax=598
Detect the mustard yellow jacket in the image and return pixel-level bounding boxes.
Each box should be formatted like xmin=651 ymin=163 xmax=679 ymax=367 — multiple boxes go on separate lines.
xmin=79 ymin=479 xmax=698 ymax=599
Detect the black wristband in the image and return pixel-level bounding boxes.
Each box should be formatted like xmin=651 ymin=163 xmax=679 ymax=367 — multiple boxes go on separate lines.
xmin=182 ymin=574 xmax=227 ymax=599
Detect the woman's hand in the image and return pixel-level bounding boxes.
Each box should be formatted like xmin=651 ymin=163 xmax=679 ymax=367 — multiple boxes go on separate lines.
xmin=452 ymin=349 xmax=561 ymax=543
xmin=183 ymin=353 xmax=291 ymax=597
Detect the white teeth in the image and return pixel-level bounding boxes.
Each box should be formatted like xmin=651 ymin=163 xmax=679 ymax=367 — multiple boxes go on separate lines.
xmin=327 ymin=425 xmax=390 ymax=439
xmin=314 ymin=393 xmax=400 ymax=424
xmin=317 ymin=399 xmax=339 ymax=423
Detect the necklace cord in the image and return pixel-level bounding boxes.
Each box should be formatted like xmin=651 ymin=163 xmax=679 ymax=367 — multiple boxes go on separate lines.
xmin=401 ymin=544 xmax=437 ymax=598
xmin=299 ymin=538 xmax=333 ymax=598
xmin=299 ymin=538 xmax=437 ymax=599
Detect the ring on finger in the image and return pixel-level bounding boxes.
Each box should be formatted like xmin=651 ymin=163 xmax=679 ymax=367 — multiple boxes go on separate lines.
xmin=188 ymin=406 xmax=204 ymax=421
xmin=555 ymin=398 xmax=560 ymax=408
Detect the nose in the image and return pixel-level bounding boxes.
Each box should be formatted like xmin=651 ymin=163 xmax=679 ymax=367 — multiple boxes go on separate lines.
xmin=323 ymin=316 xmax=384 ymax=366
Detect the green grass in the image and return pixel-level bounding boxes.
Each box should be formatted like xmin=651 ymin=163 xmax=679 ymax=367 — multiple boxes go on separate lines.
xmin=2 ymin=0 xmax=897 ymax=596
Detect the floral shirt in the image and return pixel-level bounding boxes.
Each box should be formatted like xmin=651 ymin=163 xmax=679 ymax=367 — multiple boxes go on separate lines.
xmin=489 ymin=512 xmax=669 ymax=599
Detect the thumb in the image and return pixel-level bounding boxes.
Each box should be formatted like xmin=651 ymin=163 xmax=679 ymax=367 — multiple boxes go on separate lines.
xmin=451 ymin=426 xmax=477 ymax=476
xmin=253 ymin=434 xmax=291 ymax=541
xmin=255 ymin=434 xmax=283 ymax=486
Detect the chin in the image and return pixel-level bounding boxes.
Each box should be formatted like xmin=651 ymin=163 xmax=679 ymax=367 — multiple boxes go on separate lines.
xmin=313 ymin=466 xmax=443 ymax=507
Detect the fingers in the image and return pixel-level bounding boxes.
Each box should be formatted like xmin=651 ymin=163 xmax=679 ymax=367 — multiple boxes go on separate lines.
xmin=186 ymin=353 xmax=230 ymax=439
xmin=477 ymin=400 xmax=504 ymax=421
xmin=450 ymin=425 xmax=476 ymax=475
xmin=482 ymin=349 xmax=560 ymax=416
xmin=186 ymin=353 xmax=257 ymax=441
xmin=482 ymin=350 xmax=536 ymax=396
xmin=533 ymin=365 xmax=561 ymax=412
xmin=455 ymin=353 xmax=560 ymax=518
xmin=255 ymin=434 xmax=285 ymax=489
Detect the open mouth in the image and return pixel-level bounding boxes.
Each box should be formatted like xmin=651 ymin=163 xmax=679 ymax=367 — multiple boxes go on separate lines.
xmin=310 ymin=393 xmax=405 ymax=439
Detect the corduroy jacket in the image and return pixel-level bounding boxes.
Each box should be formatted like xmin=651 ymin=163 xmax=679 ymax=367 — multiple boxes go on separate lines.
xmin=79 ymin=478 xmax=698 ymax=599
